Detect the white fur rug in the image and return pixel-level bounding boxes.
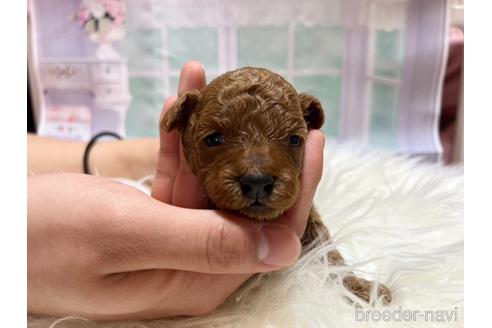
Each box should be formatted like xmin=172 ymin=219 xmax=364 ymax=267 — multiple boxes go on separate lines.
xmin=28 ymin=142 xmax=464 ymax=328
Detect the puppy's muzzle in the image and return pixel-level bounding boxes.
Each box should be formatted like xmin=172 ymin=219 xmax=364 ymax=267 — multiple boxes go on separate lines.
xmin=239 ymin=174 xmax=275 ymax=201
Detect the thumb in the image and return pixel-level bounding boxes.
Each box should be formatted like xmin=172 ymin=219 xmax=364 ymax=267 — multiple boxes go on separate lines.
xmin=275 ymin=130 xmax=325 ymax=238
xmin=298 ymin=130 xmax=325 ymax=211
xmin=100 ymin=191 xmax=302 ymax=274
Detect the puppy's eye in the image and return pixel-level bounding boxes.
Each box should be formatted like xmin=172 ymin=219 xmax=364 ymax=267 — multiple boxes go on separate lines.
xmin=288 ymin=135 xmax=302 ymax=147
xmin=204 ymin=132 xmax=225 ymax=147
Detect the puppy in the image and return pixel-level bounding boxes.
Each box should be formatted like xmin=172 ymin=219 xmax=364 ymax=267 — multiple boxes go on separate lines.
xmin=161 ymin=67 xmax=391 ymax=305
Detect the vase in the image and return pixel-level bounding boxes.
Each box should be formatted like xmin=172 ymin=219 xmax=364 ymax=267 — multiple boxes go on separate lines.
xmin=86 ymin=22 xmax=125 ymax=60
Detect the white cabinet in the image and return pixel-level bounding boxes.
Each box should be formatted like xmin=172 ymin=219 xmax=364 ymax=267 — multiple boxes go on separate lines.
xmin=40 ymin=62 xmax=91 ymax=89
xmin=91 ymin=62 xmax=122 ymax=83
xmin=37 ymin=58 xmax=132 ymax=138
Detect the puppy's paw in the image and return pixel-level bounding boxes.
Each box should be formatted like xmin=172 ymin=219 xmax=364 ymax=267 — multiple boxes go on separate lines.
xmin=342 ymin=275 xmax=392 ymax=306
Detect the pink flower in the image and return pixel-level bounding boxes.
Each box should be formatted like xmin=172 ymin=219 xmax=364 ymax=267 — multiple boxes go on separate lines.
xmin=77 ymin=7 xmax=90 ymax=23
xmin=102 ymin=0 xmax=125 ymax=26
xmin=114 ymin=13 xmax=125 ymax=26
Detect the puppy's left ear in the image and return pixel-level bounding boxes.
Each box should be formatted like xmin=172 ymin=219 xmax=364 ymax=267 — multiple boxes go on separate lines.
xmin=299 ymin=93 xmax=325 ymax=130
xmin=161 ymin=90 xmax=201 ymax=133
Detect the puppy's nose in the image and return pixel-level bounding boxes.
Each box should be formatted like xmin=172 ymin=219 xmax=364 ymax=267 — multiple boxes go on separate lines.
xmin=240 ymin=174 xmax=275 ymax=200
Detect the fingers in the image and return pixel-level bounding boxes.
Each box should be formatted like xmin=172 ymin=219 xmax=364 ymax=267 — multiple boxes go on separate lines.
xmin=276 ymin=130 xmax=325 ymax=237
xmin=169 ymin=164 xmax=205 ymax=208
xmin=99 ymin=189 xmax=301 ymax=275
xmin=298 ymin=130 xmax=325 ymax=211
xmin=161 ymin=210 xmax=301 ymax=273
xmin=152 ymin=60 xmax=206 ymax=205
xmin=151 ymin=96 xmax=178 ymax=203
xmin=175 ymin=61 xmax=206 ymax=175
xmin=153 ymin=95 xmax=203 ymax=208
xmin=173 ymin=61 xmax=207 ymax=207
xmin=178 ymin=60 xmax=206 ymax=96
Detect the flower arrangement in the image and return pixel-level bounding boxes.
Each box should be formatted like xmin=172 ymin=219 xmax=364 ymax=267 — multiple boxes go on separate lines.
xmin=75 ymin=0 xmax=126 ymax=43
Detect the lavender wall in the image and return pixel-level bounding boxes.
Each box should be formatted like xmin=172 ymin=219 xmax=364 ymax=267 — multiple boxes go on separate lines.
xmin=33 ymin=0 xmax=97 ymax=59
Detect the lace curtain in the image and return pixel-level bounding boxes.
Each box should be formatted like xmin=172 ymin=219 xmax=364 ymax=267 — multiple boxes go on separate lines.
xmin=119 ymin=0 xmax=447 ymax=158
xmin=123 ymin=0 xmax=410 ymax=30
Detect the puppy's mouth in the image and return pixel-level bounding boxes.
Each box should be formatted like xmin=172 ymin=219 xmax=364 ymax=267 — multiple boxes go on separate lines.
xmin=238 ymin=200 xmax=281 ymax=221
xmin=247 ymin=200 xmax=269 ymax=211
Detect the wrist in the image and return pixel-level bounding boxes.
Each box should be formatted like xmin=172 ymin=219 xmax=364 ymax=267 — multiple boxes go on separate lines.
xmin=121 ymin=138 xmax=159 ymax=179
xmin=91 ymin=138 xmax=158 ymax=179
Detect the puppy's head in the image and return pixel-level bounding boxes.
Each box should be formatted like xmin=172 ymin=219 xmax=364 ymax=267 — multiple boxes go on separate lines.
xmin=162 ymin=67 xmax=324 ymax=220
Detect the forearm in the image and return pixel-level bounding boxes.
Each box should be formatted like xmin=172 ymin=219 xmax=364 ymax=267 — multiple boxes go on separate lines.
xmin=27 ymin=134 xmax=159 ymax=179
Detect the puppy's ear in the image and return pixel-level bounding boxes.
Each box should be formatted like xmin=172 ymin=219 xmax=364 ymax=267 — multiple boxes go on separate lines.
xmin=299 ymin=93 xmax=325 ymax=130
xmin=161 ymin=90 xmax=201 ymax=132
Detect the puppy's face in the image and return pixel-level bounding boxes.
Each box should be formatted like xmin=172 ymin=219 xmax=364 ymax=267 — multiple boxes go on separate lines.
xmin=162 ymin=67 xmax=324 ymax=220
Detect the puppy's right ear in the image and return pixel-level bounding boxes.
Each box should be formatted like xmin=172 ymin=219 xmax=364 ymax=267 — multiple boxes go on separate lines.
xmin=161 ymin=90 xmax=201 ymax=132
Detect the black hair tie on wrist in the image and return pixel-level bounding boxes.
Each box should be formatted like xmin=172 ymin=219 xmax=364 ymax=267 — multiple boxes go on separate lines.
xmin=83 ymin=131 xmax=123 ymax=175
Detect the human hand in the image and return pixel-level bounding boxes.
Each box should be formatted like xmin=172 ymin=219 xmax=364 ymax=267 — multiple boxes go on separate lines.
xmin=151 ymin=61 xmax=206 ymax=208
xmin=27 ymin=61 xmax=324 ymax=321
xmin=28 ymin=132 xmax=323 ymax=320
xmin=27 ymin=146 xmax=322 ymax=320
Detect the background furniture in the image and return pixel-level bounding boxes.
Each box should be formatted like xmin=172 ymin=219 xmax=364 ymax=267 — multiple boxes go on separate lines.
xmin=28 ymin=0 xmax=131 ymax=140
xmin=28 ymin=0 xmax=464 ymax=163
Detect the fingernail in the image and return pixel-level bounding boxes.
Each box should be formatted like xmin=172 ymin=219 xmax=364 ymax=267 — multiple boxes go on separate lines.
xmin=257 ymin=224 xmax=301 ymax=267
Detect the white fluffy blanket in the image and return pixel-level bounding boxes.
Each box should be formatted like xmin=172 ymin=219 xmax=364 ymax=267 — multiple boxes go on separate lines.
xmin=29 ymin=142 xmax=464 ymax=328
